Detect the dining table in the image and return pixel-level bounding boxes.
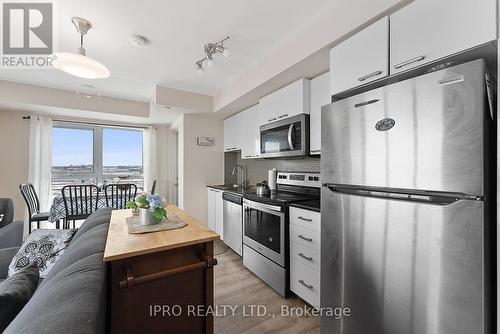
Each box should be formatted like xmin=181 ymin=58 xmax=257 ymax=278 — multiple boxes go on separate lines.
xmin=48 ymin=189 xmax=142 ymax=222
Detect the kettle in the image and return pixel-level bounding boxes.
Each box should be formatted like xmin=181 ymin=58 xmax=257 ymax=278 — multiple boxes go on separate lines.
xmin=256 ymin=181 xmax=271 ymax=196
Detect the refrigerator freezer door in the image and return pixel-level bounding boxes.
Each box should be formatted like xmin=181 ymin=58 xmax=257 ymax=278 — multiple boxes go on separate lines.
xmin=320 ymin=188 xmax=486 ymax=334
xmin=321 ymin=59 xmax=486 ymax=196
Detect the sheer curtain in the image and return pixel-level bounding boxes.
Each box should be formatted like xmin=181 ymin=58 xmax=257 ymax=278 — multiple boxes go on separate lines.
xmin=143 ymin=126 xmax=158 ymax=194
xmin=28 ymin=116 xmax=53 ymax=211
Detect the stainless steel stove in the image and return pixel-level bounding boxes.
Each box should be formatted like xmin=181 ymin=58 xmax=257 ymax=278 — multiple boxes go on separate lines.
xmin=242 ymin=172 xmax=320 ymax=297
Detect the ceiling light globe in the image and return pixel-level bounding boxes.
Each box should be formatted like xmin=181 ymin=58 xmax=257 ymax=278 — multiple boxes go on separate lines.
xmin=197 ymin=67 xmax=205 ymax=75
xmin=222 ymin=48 xmax=230 ymax=58
xmin=206 ymin=59 xmax=215 ymax=68
xmin=52 ymin=53 xmax=110 ymax=79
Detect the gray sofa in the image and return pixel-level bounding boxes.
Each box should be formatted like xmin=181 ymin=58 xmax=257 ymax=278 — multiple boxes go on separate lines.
xmin=0 ymin=198 xmax=24 ymax=282
xmin=2 ymin=208 xmax=113 ymax=334
xmin=0 ymin=198 xmax=24 ymax=248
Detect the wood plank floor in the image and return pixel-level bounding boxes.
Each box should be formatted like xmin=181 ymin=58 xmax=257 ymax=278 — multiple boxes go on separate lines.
xmin=214 ymin=246 xmax=320 ymax=334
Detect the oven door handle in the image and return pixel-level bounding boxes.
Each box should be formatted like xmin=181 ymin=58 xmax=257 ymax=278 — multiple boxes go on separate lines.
xmin=287 ymin=124 xmax=295 ymax=151
xmin=243 ymin=199 xmax=283 ymax=213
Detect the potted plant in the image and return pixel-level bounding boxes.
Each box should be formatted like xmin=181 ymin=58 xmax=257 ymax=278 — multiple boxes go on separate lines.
xmin=127 ymin=193 xmax=167 ymax=225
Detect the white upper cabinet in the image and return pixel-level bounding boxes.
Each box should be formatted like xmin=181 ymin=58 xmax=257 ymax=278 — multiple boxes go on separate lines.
xmin=260 ymin=91 xmax=279 ymax=124
xmin=260 ymin=78 xmax=310 ymax=125
xmin=240 ymin=104 xmax=262 ymax=159
xmin=309 ymin=72 xmax=330 ymax=155
xmin=276 ymin=78 xmax=310 ymax=120
xmin=330 ymin=17 xmax=389 ymax=96
xmin=390 ymin=0 xmax=497 ymax=74
xmin=223 ymin=112 xmax=243 ymax=152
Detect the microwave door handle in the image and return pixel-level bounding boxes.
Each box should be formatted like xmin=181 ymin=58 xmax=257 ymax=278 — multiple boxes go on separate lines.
xmin=287 ymin=124 xmax=294 ymax=150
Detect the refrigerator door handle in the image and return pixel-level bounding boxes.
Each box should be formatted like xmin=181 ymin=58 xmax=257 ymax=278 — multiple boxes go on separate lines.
xmin=324 ymin=184 xmax=482 ymax=204
xmin=354 ymin=99 xmax=380 ymax=108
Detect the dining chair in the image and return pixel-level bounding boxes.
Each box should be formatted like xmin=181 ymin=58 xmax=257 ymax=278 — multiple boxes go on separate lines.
xmin=104 ymin=184 xmax=137 ymax=209
xmin=20 ymin=183 xmax=55 ymax=233
xmin=61 ymin=185 xmax=100 ymax=228
xmin=151 ymin=180 xmax=157 ymax=194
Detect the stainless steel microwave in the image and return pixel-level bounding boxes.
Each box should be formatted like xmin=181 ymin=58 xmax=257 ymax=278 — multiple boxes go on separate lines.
xmin=260 ymin=114 xmax=309 ymax=158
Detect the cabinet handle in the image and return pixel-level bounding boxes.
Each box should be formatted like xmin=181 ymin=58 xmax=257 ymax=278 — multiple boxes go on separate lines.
xmin=310 ymin=149 xmax=321 ymax=153
xmin=298 ymin=279 xmax=313 ymax=290
xmin=358 ymin=70 xmax=382 ymax=82
xmin=297 ymin=216 xmax=313 ymax=222
xmin=268 ymin=118 xmax=277 ymax=122
xmin=298 ymin=234 xmax=313 ymax=242
xmin=225 ymin=147 xmax=237 ymax=151
xmin=278 ymin=114 xmax=288 ymax=119
xmin=394 ymin=56 xmax=425 ymax=70
xmin=298 ymin=252 xmax=313 ymax=261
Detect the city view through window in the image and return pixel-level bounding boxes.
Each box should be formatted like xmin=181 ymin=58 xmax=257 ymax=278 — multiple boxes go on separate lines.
xmin=51 ymin=126 xmax=143 ymax=193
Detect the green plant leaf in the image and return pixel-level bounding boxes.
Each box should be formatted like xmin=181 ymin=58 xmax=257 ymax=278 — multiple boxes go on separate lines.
xmin=126 ymin=200 xmax=137 ymax=209
xmin=135 ymin=194 xmax=149 ymax=208
xmin=151 ymin=207 xmax=167 ymax=220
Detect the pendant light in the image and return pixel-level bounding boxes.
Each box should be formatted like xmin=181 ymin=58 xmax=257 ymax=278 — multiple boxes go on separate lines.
xmin=52 ymin=17 xmax=110 ymax=79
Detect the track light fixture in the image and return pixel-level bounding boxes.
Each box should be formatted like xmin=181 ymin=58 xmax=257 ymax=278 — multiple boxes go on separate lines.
xmin=194 ymin=36 xmax=230 ymax=75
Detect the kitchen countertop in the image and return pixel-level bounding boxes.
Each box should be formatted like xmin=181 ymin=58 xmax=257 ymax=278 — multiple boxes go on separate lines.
xmin=103 ymin=205 xmax=219 ymax=262
xmin=290 ymin=199 xmax=321 ymax=213
xmin=207 ymin=185 xmax=257 ymax=195
xmin=209 ymin=185 xmax=320 ymax=211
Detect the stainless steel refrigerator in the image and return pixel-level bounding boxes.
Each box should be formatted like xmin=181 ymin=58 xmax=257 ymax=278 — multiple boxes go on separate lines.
xmin=320 ymin=59 xmax=494 ymax=334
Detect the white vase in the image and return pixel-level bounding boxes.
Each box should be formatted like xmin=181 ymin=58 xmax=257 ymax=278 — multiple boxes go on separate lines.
xmin=139 ymin=208 xmax=161 ymax=225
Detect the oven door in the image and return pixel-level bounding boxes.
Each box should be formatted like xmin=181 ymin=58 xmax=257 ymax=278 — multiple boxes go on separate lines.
xmin=243 ymin=199 xmax=285 ymax=266
xmin=260 ymin=114 xmax=309 ymax=158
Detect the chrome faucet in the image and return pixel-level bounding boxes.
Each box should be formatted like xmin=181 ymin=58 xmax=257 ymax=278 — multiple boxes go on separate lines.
xmin=232 ymin=164 xmax=247 ymax=188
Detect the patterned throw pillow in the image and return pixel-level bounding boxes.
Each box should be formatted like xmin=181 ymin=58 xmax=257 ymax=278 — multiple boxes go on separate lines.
xmin=0 ymin=214 xmax=3 ymax=223
xmin=8 ymin=229 xmax=77 ymax=279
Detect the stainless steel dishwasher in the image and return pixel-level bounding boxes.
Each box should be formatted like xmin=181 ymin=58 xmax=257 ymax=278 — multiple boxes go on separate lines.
xmin=222 ymin=192 xmax=243 ymax=256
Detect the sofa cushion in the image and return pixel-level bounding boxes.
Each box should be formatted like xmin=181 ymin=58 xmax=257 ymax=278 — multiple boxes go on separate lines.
xmin=8 ymin=229 xmax=76 ymax=279
xmin=41 ymin=223 xmax=108 ymax=286
xmin=0 ymin=247 xmax=20 ymax=279
xmin=0 ymin=263 xmax=39 ymax=332
xmin=71 ymin=208 xmax=112 ymax=242
xmin=4 ymin=253 xmax=106 ymax=334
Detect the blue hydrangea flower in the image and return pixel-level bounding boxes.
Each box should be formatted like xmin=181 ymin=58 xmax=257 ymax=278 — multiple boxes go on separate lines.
xmin=147 ymin=194 xmax=163 ymax=212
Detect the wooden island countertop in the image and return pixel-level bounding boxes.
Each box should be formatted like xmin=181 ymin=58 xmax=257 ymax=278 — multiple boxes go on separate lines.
xmin=103 ymin=205 xmax=219 ymax=262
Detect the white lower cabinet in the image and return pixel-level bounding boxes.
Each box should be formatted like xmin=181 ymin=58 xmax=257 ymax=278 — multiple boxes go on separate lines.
xmin=207 ymin=187 xmax=224 ymax=240
xmin=289 ymin=207 xmax=320 ymax=308
xmin=290 ymin=259 xmax=320 ymax=308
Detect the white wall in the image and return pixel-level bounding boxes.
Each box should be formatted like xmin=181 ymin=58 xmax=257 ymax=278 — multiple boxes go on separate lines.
xmin=175 ymin=114 xmax=224 ymax=224
xmin=0 ymin=110 xmax=30 ymax=221
xmin=154 ymin=125 xmax=170 ymax=201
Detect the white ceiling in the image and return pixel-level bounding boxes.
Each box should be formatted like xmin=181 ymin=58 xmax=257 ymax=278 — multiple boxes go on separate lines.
xmin=0 ymin=0 xmax=333 ymax=102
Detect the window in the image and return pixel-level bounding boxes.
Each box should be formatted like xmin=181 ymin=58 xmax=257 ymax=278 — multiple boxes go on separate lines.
xmin=51 ymin=124 xmax=143 ymax=194
xmin=102 ymin=128 xmax=143 ymax=186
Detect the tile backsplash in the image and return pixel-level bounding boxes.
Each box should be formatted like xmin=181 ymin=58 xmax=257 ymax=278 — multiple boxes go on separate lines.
xmin=224 ymin=151 xmax=320 ymax=185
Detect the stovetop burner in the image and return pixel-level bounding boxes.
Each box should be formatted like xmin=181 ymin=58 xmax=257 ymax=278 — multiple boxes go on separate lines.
xmin=243 ymin=189 xmax=314 ymax=205
xmin=243 ymin=172 xmax=321 ymax=207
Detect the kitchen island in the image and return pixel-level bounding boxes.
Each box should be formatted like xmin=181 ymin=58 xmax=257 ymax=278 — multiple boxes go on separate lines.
xmin=104 ymin=206 xmax=219 ymax=334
